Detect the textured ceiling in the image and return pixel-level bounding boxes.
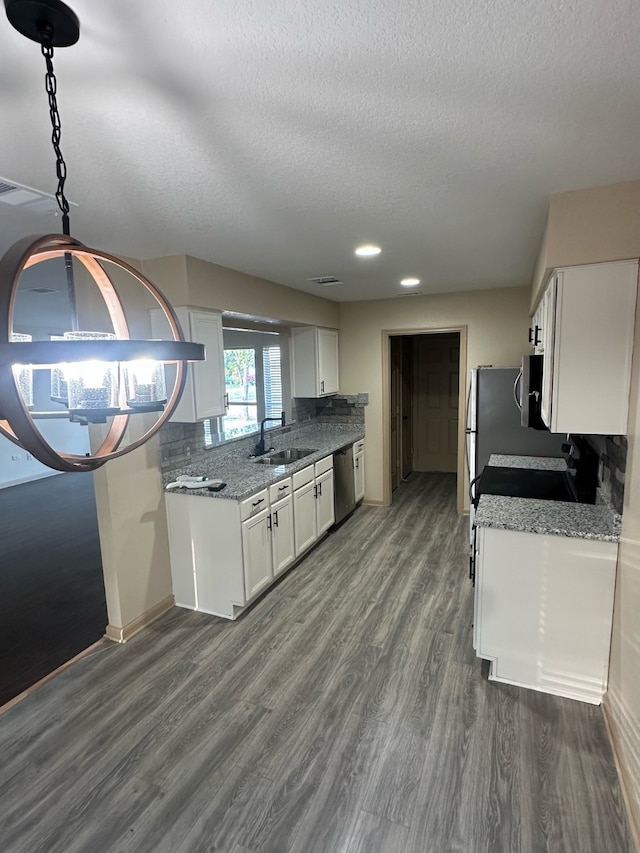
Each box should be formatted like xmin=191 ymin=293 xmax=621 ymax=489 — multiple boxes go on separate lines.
xmin=1 ymin=0 xmax=639 ymax=302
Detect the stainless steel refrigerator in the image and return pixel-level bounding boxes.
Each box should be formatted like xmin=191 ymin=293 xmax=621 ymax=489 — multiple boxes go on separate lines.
xmin=467 ymin=367 xmax=566 ymax=533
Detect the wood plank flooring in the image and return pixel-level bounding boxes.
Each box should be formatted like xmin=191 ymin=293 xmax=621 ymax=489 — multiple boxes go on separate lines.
xmin=0 ymin=473 xmax=634 ymax=852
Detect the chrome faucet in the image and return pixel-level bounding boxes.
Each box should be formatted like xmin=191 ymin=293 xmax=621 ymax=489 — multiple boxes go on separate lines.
xmin=254 ymin=411 xmax=286 ymax=456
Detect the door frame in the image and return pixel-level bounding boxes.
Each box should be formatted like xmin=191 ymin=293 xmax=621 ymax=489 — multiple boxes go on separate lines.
xmin=381 ymin=325 xmax=468 ymax=514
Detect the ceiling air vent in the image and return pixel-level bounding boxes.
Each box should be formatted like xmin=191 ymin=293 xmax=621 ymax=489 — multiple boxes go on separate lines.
xmin=0 ymin=176 xmax=77 ymax=215
xmin=307 ymin=275 xmax=343 ymax=287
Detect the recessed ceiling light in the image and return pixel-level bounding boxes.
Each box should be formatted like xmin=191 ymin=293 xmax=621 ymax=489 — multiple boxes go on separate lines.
xmin=401 ymin=277 xmax=420 ymax=287
xmin=355 ymin=244 xmax=381 ymax=257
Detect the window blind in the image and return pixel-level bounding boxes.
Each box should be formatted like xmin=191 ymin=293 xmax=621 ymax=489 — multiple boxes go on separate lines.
xmin=263 ymin=345 xmax=282 ymax=418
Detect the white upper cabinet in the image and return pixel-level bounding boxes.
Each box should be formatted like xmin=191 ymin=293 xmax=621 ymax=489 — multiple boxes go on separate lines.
xmin=538 ymin=260 xmax=638 ymax=435
xmin=530 ymin=295 xmax=545 ymax=355
xmin=150 ymin=307 xmax=226 ymax=422
xmin=291 ymin=326 xmax=339 ymax=397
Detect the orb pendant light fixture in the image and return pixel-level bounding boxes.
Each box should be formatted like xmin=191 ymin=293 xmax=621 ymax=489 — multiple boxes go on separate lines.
xmin=0 ymin=0 xmax=205 ymax=473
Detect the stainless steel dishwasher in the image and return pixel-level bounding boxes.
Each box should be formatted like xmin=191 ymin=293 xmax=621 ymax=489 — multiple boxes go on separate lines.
xmin=333 ymin=445 xmax=356 ymax=524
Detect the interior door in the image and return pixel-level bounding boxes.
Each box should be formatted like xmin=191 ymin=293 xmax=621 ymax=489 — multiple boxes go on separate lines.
xmin=412 ymin=332 xmax=460 ymax=472
xmin=390 ymin=337 xmax=402 ymax=490
xmin=401 ymin=336 xmax=413 ymax=479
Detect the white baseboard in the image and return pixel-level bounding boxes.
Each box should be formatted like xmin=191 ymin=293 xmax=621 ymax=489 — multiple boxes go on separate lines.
xmin=0 ymin=469 xmax=62 ymax=489
xmin=105 ymin=594 xmax=175 ymax=644
xmin=603 ymin=692 xmax=640 ymax=853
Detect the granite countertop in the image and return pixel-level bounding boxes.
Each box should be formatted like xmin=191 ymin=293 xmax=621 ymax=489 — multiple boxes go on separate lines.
xmin=162 ymin=423 xmax=365 ymax=501
xmin=488 ymin=454 xmax=567 ymax=471
xmin=475 ymin=493 xmax=621 ymax=542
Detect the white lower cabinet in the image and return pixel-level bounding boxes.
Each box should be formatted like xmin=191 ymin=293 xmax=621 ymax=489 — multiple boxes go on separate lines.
xmin=241 ymin=508 xmax=273 ymax=599
xmin=474 ymin=526 xmax=617 ymax=704
xmin=293 ymin=480 xmax=317 ymax=556
xmin=316 ymin=468 xmax=335 ymax=536
xmin=271 ymin=494 xmax=295 ymax=576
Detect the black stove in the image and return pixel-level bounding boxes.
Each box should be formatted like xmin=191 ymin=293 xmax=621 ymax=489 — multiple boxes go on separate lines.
xmin=474 ymin=437 xmax=599 ymax=507
xmin=476 ymin=465 xmax=580 ymax=503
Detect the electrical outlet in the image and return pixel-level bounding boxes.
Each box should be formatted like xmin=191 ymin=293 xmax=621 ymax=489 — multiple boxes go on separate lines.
xmin=185 ymin=445 xmax=191 ymax=457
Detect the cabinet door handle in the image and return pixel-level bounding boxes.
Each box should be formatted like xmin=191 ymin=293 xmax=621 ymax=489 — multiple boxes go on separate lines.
xmin=314 ymin=485 xmax=318 ymax=499
xmin=318 ymin=481 xmax=322 ymax=496
xmin=224 ymin=392 xmax=229 ymax=409
xmin=267 ymin=514 xmax=272 ymax=531
xmin=320 ymin=379 xmax=325 ymax=393
xmin=528 ymin=327 xmax=534 ymax=343
xmin=273 ymin=510 xmax=279 ymax=527
xmin=252 ymin=498 xmax=264 ymax=507
xmin=355 ymin=458 xmax=359 ymax=469
xmin=534 ymin=325 xmax=541 ymax=347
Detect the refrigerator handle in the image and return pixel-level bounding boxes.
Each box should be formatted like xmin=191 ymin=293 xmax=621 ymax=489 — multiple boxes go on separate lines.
xmin=513 ymin=371 xmax=523 ymax=411
xmin=464 ymin=377 xmax=473 ymax=478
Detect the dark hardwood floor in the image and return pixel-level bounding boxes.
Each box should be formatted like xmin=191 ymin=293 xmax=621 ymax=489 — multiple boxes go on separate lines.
xmin=0 ymin=473 xmax=634 ymax=852
xmin=0 ymin=472 xmax=107 ymax=705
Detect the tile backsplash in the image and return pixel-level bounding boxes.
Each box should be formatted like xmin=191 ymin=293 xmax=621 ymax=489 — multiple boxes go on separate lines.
xmin=584 ymin=434 xmax=627 ymax=515
xmin=158 ymin=393 xmax=368 ymax=471
xmin=292 ymin=394 xmax=368 ymax=425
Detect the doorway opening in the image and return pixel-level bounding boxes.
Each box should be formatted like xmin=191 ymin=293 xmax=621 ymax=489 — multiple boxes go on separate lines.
xmin=384 ymin=327 xmax=467 ymax=513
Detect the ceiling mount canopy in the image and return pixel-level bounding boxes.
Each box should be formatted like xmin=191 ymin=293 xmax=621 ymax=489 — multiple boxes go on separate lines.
xmin=3 ymin=0 xmax=78 ymax=46
xmin=1 ymin=0 xmax=205 ymax=472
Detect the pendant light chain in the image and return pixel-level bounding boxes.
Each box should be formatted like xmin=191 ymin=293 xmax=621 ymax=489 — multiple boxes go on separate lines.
xmin=40 ymin=31 xmax=78 ymax=328
xmin=40 ymin=36 xmax=70 ymax=236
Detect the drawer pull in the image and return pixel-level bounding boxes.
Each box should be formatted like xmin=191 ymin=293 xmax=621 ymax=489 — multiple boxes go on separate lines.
xmin=252 ymin=498 xmax=265 ymax=507
xmin=278 ymin=485 xmax=288 ymax=491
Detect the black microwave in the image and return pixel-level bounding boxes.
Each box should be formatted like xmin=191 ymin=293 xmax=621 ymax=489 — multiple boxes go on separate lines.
xmin=517 ymin=354 xmax=548 ymax=430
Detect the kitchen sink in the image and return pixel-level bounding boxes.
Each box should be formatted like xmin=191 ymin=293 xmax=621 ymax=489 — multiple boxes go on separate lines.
xmin=254 ymin=448 xmax=317 ymax=465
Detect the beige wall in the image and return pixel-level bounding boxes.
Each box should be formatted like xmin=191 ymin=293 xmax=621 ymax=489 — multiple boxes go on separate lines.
xmin=339 ymin=285 xmax=531 ymax=508
xmin=90 ymin=256 xmax=175 ymax=638
xmin=531 ymin=180 xmax=640 ymax=842
xmin=141 ymin=255 xmax=340 ymax=329
xmin=531 ymin=180 xmax=640 ymax=309
xmin=92 ymin=416 xmax=173 ymax=633
xmin=95 ymin=254 xmax=338 ymax=637
xmin=607 ymin=284 xmax=640 ymax=843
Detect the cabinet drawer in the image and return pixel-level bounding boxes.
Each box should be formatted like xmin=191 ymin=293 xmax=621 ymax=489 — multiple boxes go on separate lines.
xmin=354 ymin=440 xmax=365 ymax=453
xmin=293 ymin=465 xmax=315 ymax=490
xmin=240 ymin=489 xmax=269 ymax=521
xmin=314 ymin=455 xmax=333 ymax=477
xmin=269 ymin=478 xmax=292 ymax=502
